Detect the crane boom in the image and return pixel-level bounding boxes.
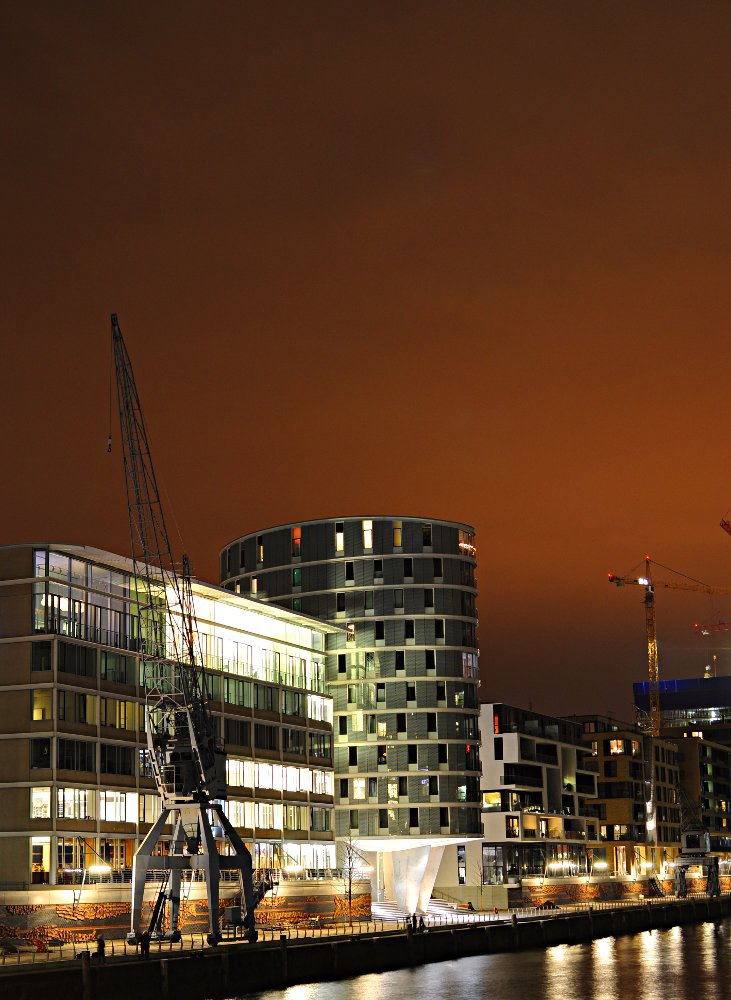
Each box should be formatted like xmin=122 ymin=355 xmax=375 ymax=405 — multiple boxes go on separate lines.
xmin=111 ymin=314 xmax=259 ymax=945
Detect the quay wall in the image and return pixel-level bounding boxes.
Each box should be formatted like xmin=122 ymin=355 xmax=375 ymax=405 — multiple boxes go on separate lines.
xmin=0 ymin=879 xmax=370 ymax=946
xmin=3 ymin=895 xmax=731 ymax=1000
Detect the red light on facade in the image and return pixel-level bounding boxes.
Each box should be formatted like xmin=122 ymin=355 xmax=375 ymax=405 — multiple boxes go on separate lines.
xmin=493 ymin=714 xmax=500 ymax=734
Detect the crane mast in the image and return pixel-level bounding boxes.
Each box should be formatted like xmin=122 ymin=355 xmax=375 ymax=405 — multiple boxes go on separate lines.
xmin=111 ymin=314 xmax=259 ymax=945
xmin=609 ymin=556 xmax=731 ymax=855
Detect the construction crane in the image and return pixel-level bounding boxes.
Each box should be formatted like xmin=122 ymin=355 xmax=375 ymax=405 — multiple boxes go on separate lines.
xmin=609 ymin=557 xmax=731 ymax=736
xmin=608 ymin=556 xmax=731 ymax=852
xmin=111 ymin=314 xmax=261 ymax=945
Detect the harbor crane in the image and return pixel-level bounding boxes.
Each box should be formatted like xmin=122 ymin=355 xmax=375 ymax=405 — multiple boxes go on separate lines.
xmin=111 ymin=314 xmax=260 ymax=945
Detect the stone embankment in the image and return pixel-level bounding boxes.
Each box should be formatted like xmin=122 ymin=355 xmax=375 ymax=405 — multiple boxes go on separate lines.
xmin=3 ymin=895 xmax=730 ymax=1000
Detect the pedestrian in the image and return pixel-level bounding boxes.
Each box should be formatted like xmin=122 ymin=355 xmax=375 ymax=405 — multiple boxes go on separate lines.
xmin=139 ymin=930 xmax=150 ymax=959
xmin=418 ymin=915 xmax=426 ymax=933
xmin=411 ymin=913 xmax=418 ymax=932
xmin=96 ymin=932 xmax=106 ymax=963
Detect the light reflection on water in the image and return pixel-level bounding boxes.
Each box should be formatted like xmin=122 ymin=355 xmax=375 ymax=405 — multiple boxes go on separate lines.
xmin=223 ymin=919 xmax=731 ymax=1000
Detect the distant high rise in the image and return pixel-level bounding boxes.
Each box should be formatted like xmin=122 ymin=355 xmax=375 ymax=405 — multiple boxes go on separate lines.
xmin=220 ymin=516 xmax=482 ymax=911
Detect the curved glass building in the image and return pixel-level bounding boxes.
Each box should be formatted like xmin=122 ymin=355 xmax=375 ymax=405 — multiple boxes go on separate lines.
xmin=220 ymin=516 xmax=481 ymax=912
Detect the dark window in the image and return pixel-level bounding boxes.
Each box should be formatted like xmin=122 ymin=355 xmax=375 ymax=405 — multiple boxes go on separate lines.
xmin=30 ymin=738 xmax=51 ymax=768
xmin=375 ymin=621 xmax=384 ymax=641
xmin=368 ymin=777 xmax=377 ymax=796
xmin=254 ymin=685 xmax=279 ymax=713
xmin=436 ymin=681 xmax=446 ymax=701
xmin=309 ymin=733 xmax=332 ymax=758
xmin=425 ymin=649 xmax=436 ymax=670
xmin=424 ymin=588 xmax=434 ymax=609
xmin=340 ymin=778 xmax=348 ymax=797
xmin=422 ymin=524 xmax=432 ymax=546
xmin=376 ymin=683 xmax=385 ymax=703
xmin=404 ymin=620 xmax=415 ymax=640
xmin=427 ymin=713 xmax=437 ymax=732
xmin=373 ymin=559 xmax=383 ymax=579
xmin=364 ymin=591 xmax=374 ymax=612
xmin=99 ymin=743 xmax=131 ymax=775
xmin=58 ymin=642 xmax=96 ymax=678
xmin=429 ymin=776 xmax=438 ymax=795
xmin=379 ymin=809 xmax=388 ymax=828
xmin=339 ymin=716 xmax=348 ymax=735
xmin=494 ymin=737 xmax=503 ymax=760
xmin=394 ymin=588 xmax=403 ymax=609
xmin=397 ymin=713 xmax=406 ymax=732
xmin=440 ymin=807 xmax=449 ymax=827
xmin=399 ymin=776 xmax=408 ymax=795
xmin=254 ymin=724 xmax=279 ymax=751
xmin=293 ymin=598 xmax=302 ymax=612
xmin=32 ymin=642 xmax=52 ymax=672
xmin=283 ymin=729 xmax=306 ymax=755
xmin=100 ymin=650 xmax=134 ymax=685
xmin=282 ymin=690 xmax=303 ymax=716
xmin=338 ymin=654 xmax=346 ymax=673
xmin=377 ymin=745 xmax=387 ymax=765
xmin=435 ymin=619 xmax=445 ymax=640
xmin=409 ymin=808 xmax=419 ymax=827
xmin=408 ymin=744 xmax=417 ymax=764
xmin=345 ymin=562 xmax=354 ymax=582
xmin=336 ymin=593 xmax=346 ymax=613
xmin=407 ymin=683 xmax=416 ymax=701
xmin=348 ymin=746 xmax=358 ymax=766
xmin=292 ymin=568 xmax=302 ymax=586
xmin=438 ymin=743 xmax=447 ymax=764
xmin=395 ymin=651 xmax=405 ymax=670
xmin=433 ymin=558 xmax=443 ymax=577
xmin=403 ymin=558 xmax=413 ymax=577
xmin=349 ymin=810 xmax=359 ymax=830
xmin=224 ymin=719 xmax=251 ymax=746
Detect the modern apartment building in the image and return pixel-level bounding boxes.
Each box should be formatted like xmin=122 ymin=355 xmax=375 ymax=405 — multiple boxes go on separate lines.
xmin=219 ymin=516 xmax=482 ymax=912
xmin=0 ymin=543 xmax=337 ymax=886
xmin=480 ymin=703 xmax=598 ymax=885
xmin=571 ymin=715 xmax=681 ymax=877
xmin=674 ymin=734 xmax=731 ymax=852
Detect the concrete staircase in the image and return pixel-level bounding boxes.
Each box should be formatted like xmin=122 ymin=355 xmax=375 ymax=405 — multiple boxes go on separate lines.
xmin=372 ymin=896 xmax=477 ymax=925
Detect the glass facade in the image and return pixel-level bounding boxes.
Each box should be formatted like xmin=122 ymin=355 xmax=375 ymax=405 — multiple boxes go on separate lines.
xmin=0 ymin=544 xmax=336 ymax=886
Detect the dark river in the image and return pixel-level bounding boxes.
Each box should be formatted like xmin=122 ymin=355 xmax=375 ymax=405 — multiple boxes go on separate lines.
xmin=227 ymin=920 xmax=731 ymax=1000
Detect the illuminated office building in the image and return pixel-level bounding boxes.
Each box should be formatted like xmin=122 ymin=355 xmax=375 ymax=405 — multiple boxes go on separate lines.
xmin=0 ymin=544 xmax=336 ymax=885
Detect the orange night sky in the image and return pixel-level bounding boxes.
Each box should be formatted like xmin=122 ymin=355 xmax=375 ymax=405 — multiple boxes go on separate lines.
xmin=3 ymin=3 xmax=731 ymax=720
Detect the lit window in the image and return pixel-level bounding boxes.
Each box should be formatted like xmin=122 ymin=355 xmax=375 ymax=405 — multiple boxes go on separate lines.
xmin=335 ymin=522 xmax=344 ymax=553
xmin=251 ymin=577 xmax=258 ymax=595
xmin=363 ymin=520 xmax=373 ymax=549
xmin=31 ymin=787 xmax=51 ymax=818
xmin=353 ymin=778 xmax=366 ymax=800
xmin=292 ymin=568 xmax=302 ymax=587
xmin=32 ymin=690 xmax=52 ymax=721
xmin=609 ymin=739 xmax=625 ymax=755
xmin=257 ymin=536 xmax=264 ymax=563
xmin=393 ymin=521 xmax=402 ymax=547
xmin=458 ymin=529 xmax=476 ymax=556
xmin=291 ymin=527 xmax=301 ymax=557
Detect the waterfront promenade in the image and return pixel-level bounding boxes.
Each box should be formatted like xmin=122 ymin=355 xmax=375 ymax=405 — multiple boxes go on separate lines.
xmin=1 ymin=891 xmax=728 ymax=1000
